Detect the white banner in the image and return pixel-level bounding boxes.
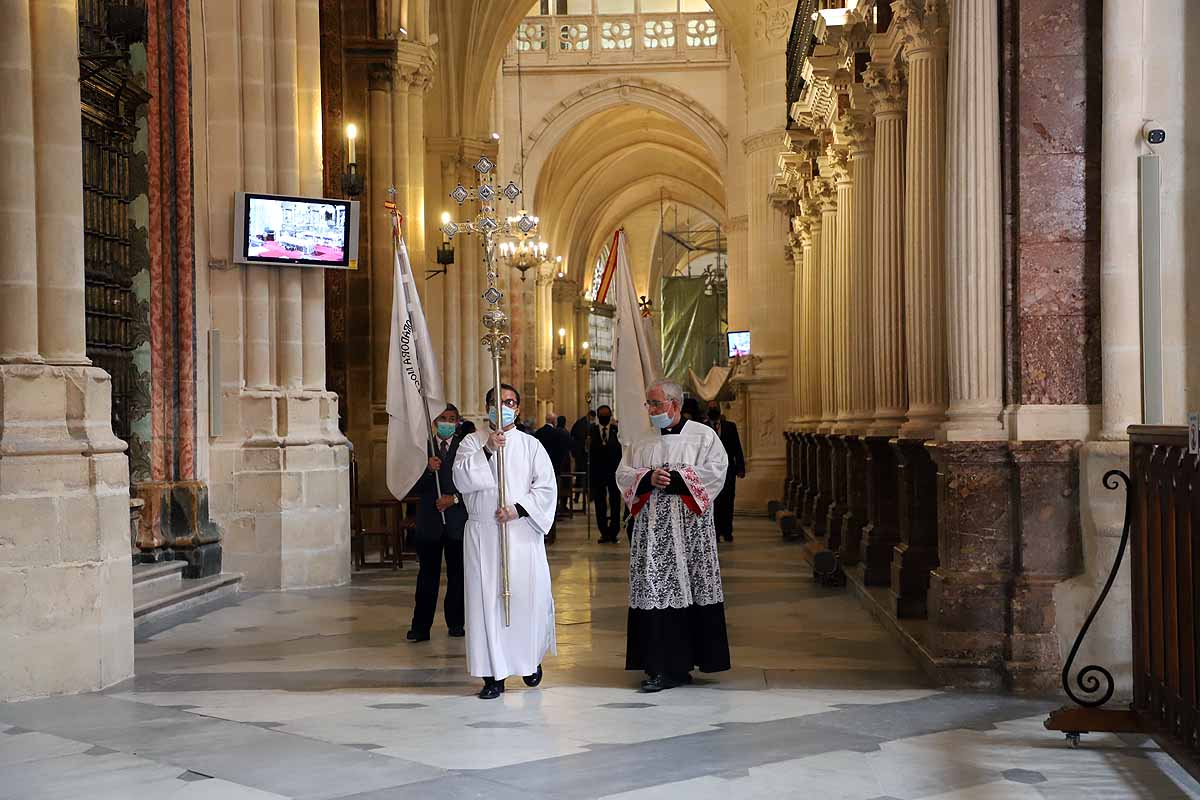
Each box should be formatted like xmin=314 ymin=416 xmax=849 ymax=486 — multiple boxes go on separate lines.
xmin=611 ymin=230 xmax=662 ymax=446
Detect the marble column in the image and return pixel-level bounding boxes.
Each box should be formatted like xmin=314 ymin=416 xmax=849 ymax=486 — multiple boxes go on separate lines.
xmin=368 ymin=67 xmax=393 ymax=406
xmin=297 ymin=0 xmax=326 ymax=390
xmin=274 ymin=0 xmax=304 ymax=389
xmin=891 ymin=0 xmax=949 ymax=619
xmin=841 ymin=123 xmax=876 ymax=565
xmin=241 ymin=0 xmax=272 ymax=389
xmin=0 ymin=0 xmax=39 ymax=362
xmin=860 ymin=63 xmax=907 ymax=585
xmin=31 ymin=0 xmax=88 ymax=364
xmin=942 ymin=0 xmax=1004 ymax=440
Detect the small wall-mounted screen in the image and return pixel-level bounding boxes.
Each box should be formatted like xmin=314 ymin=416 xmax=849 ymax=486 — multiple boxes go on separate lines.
xmin=233 ymin=192 xmax=360 ymax=269
xmin=727 ymin=330 xmax=751 ymax=358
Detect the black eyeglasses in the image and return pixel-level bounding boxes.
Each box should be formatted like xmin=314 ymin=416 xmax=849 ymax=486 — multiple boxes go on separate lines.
xmin=495 ymin=399 xmax=519 ymax=409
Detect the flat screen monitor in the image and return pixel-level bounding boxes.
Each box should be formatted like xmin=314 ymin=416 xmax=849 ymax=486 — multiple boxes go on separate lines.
xmin=233 ymin=192 xmax=360 ymax=269
xmin=727 ymin=330 xmax=751 ymax=358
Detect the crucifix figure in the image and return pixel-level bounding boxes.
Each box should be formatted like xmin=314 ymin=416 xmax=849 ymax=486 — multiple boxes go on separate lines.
xmin=442 ymin=155 xmax=537 ymax=628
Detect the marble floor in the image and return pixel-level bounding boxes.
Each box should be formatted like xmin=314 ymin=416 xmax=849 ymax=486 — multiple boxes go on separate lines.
xmin=2 ymin=517 xmax=1198 ymax=799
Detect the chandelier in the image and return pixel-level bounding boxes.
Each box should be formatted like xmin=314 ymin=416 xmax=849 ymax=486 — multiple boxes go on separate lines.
xmin=499 ymin=232 xmax=550 ymax=280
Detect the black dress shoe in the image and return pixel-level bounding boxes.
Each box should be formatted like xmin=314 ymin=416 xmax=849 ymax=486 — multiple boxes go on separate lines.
xmin=478 ymin=678 xmax=506 ymax=700
xmin=448 ymin=627 xmax=465 ymax=638
xmin=406 ymin=630 xmax=429 ymax=643
xmin=639 ymin=673 xmax=682 ymax=693
xmin=523 ymin=664 xmax=543 ymax=687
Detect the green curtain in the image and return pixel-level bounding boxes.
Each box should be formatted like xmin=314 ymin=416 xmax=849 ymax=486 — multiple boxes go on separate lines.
xmin=661 ymin=276 xmax=723 ymax=384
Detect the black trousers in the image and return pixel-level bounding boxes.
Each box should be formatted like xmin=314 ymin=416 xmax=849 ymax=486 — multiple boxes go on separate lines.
xmin=411 ymin=535 xmax=464 ymax=634
xmin=591 ymin=477 xmax=622 ymax=540
xmin=714 ymin=477 xmax=736 ymax=540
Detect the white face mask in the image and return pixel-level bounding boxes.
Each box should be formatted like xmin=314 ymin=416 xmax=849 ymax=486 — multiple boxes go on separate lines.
xmin=650 ymin=411 xmax=673 ymax=429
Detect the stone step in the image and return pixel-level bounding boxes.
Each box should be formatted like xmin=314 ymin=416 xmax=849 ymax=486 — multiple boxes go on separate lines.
xmin=134 ymin=573 xmax=243 ymax=629
xmin=131 ymin=562 xmax=185 ymax=607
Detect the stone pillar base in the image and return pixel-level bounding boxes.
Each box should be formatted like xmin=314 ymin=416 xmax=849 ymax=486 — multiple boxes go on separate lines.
xmin=860 ymin=435 xmax=901 ymax=586
xmin=824 ymin=434 xmax=848 ymax=550
xmin=840 ymin=434 xmax=868 ymax=565
xmin=0 ymin=365 xmax=133 ymax=701
xmin=890 ymin=438 xmax=939 ymax=618
xmin=132 ymin=481 xmax=223 ymax=577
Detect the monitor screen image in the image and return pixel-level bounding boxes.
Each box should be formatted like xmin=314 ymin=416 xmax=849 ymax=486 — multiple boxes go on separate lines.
xmin=234 ymin=192 xmax=360 ymax=269
xmin=727 ymin=330 xmax=751 ymax=358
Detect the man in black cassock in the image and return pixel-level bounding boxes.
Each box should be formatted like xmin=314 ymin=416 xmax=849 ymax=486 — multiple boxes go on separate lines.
xmin=706 ymin=401 xmax=745 ymax=543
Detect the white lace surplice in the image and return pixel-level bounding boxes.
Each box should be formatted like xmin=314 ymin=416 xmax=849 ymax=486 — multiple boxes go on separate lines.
xmin=615 ymin=421 xmax=729 ymax=611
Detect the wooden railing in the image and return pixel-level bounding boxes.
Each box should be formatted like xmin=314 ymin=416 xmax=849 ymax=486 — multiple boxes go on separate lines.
xmin=1048 ymin=426 xmax=1200 ymax=771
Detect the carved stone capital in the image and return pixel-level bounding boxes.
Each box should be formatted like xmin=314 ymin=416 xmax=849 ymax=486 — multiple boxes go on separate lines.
xmin=367 ymin=64 xmax=393 ymax=92
xmin=863 ymin=62 xmax=908 ymax=116
xmin=826 ymin=146 xmax=850 ymax=183
xmin=810 ymin=177 xmax=837 ymax=213
xmin=894 ymin=0 xmax=948 ymax=58
xmin=841 ymin=115 xmax=875 ymax=156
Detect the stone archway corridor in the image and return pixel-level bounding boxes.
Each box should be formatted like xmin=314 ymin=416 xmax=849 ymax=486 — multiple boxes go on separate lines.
xmin=1 ymin=519 xmax=1195 ymax=799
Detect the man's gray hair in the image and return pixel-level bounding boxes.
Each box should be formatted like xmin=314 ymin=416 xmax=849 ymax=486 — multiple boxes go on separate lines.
xmin=647 ymin=379 xmax=684 ymax=405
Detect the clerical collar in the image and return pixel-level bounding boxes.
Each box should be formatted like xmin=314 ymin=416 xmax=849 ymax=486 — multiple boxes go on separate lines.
xmin=660 ymin=419 xmax=687 ymax=436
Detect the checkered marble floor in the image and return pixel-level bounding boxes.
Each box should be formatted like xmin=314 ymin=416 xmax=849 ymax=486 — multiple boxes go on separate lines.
xmin=2 ymin=517 xmax=1196 ymax=799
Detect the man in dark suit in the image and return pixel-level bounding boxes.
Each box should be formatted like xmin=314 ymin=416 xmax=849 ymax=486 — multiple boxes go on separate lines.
xmin=589 ymin=405 xmax=624 ymax=543
xmin=570 ymin=409 xmax=596 ymax=473
xmin=534 ymin=414 xmax=573 ymax=546
xmin=408 ymin=404 xmax=468 ymax=642
xmin=707 ymin=401 xmax=745 ymax=543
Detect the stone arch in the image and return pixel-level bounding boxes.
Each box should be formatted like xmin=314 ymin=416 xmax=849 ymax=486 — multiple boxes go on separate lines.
xmin=522 ymin=77 xmax=728 ymax=208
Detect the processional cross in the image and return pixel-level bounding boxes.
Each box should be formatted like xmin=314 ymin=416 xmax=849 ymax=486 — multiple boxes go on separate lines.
xmin=441 ymin=155 xmax=537 ymax=627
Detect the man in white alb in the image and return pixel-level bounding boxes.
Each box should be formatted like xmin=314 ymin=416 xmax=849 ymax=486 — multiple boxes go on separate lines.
xmin=453 ymin=383 xmax=558 ymax=699
xmin=616 ymin=379 xmax=730 ymax=692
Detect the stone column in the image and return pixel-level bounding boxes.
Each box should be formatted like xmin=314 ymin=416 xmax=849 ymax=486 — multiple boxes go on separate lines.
xmin=942 ymin=0 xmax=1004 ymax=440
xmin=2 ymin=0 xmax=132 ymax=701
xmin=890 ymin=0 xmax=949 ymax=619
xmin=274 ymin=0 xmax=304 ymax=389
xmin=809 ymin=179 xmax=838 ymax=537
xmin=726 ymin=215 xmax=749 ymax=331
xmin=297 ymin=0 xmax=326 ymax=390
xmin=441 ymin=155 xmax=462 ymax=405
xmin=367 ymin=66 xmax=393 ymax=406
xmin=241 ymin=0 xmax=272 ymax=389
xmin=841 ymin=122 xmax=875 ymax=566
xmin=738 ymin=131 xmax=795 ymax=509
xmin=825 ymin=149 xmax=852 ymax=551
xmin=800 ymin=208 xmax=823 ymax=526
xmin=0 ymin=0 xmax=38 ymax=362
xmin=860 ymin=63 xmax=907 ymax=585
xmin=896 ymin=0 xmax=949 ymax=437
xmin=31 ymin=0 xmax=88 ymax=364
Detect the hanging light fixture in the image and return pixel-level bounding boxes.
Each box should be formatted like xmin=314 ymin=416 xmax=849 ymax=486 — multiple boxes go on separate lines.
xmin=499 ymin=237 xmax=550 ymax=281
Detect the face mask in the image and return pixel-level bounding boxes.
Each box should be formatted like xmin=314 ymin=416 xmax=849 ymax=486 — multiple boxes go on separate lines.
xmin=436 ymin=421 xmax=457 ymax=439
xmin=488 ymin=406 xmax=518 ymax=428
xmin=707 ymin=408 xmax=721 ymax=421
xmin=650 ymin=412 xmax=673 ymax=430
xmin=597 ymin=414 xmax=611 ymax=426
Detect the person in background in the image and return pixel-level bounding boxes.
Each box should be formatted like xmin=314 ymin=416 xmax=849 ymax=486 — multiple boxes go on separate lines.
xmin=570 ymin=409 xmax=596 ymax=473
xmin=589 ymin=404 xmax=624 ymax=543
xmin=681 ymin=396 xmax=701 ymax=423
xmin=706 ymin=401 xmax=745 ymax=543
xmin=535 ymin=414 xmax=572 ymax=546
xmin=408 ymin=404 xmax=468 ymax=643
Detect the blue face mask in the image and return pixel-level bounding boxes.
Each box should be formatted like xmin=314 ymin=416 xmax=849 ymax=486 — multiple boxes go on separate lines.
xmin=488 ymin=406 xmax=518 ymax=428
xmin=436 ymin=421 xmax=457 ymax=439
xmin=650 ymin=412 xmax=674 ymax=430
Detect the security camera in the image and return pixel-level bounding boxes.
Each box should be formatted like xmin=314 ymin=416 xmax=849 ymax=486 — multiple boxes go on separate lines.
xmin=1143 ymin=121 xmax=1167 ymax=146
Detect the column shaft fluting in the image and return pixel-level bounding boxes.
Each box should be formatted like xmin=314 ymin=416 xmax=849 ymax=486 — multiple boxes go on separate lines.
xmin=866 ymin=67 xmax=908 ymax=432
xmin=790 ymin=235 xmax=805 ymax=418
xmin=368 ymin=71 xmax=394 ymax=404
xmin=804 ymin=226 xmax=822 ymax=424
xmin=943 ymin=0 xmax=1004 ymax=439
xmin=819 ymin=196 xmax=838 ymax=429
xmin=441 ymin=157 xmax=462 ymax=404
xmin=847 ymin=136 xmax=875 ymax=426
xmin=31 ymin=0 xmax=88 ymax=364
xmin=0 ymin=1 xmax=39 ymax=361
xmin=898 ymin=17 xmax=949 ymax=438
xmin=832 ymin=154 xmax=853 ymax=429
xmin=273 ymin=0 xmax=303 ymax=389
xmin=297 ymin=0 xmax=325 ymax=390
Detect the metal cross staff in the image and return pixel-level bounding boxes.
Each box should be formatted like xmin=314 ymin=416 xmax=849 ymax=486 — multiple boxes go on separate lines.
xmin=441 ymin=155 xmax=537 ymax=627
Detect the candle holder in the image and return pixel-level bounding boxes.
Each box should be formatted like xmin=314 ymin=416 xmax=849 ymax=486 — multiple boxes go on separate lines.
xmin=342 ymin=123 xmax=364 ymax=198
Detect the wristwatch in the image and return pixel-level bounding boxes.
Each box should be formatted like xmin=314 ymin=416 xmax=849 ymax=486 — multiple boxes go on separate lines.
xmin=452 ymin=495 xmax=460 ymax=505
